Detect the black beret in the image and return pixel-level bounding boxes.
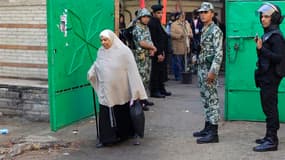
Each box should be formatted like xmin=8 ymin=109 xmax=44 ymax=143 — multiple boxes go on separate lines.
xmin=151 ymin=4 xmax=163 ymax=12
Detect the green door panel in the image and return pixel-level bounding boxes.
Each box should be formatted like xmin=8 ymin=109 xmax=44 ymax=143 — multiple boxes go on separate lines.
xmin=226 ymin=90 xmax=285 ymax=122
xmin=225 ymin=0 xmax=285 ymax=122
xmin=47 ymin=0 xmax=114 ymax=131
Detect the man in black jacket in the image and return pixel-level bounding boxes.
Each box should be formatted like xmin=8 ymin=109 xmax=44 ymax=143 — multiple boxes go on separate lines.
xmin=148 ymin=4 xmax=171 ymax=98
xmin=253 ymin=2 xmax=285 ymax=152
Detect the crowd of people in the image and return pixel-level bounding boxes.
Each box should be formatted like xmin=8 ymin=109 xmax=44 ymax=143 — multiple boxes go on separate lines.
xmin=87 ymin=1 xmax=285 ymax=153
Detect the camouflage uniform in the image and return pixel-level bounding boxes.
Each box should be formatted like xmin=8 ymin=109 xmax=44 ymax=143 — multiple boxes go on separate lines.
xmin=132 ymin=13 xmax=153 ymax=88
xmin=198 ymin=22 xmax=223 ymax=125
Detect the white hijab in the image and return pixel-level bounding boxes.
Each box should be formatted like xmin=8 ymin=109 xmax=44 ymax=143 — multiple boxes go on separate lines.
xmin=88 ymin=29 xmax=147 ymax=107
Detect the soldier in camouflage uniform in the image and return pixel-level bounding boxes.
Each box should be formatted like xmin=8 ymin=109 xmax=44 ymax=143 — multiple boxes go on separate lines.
xmin=192 ymin=2 xmax=223 ymax=144
xmin=132 ymin=8 xmax=157 ymax=108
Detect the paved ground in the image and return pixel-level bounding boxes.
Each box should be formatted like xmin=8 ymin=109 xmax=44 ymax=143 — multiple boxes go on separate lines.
xmin=1 ymin=75 xmax=285 ymax=160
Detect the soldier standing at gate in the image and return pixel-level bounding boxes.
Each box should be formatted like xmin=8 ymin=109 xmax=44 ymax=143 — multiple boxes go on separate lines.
xmin=253 ymin=2 xmax=285 ymax=152
xmin=132 ymin=8 xmax=157 ymax=109
xmin=148 ymin=4 xmax=171 ymax=98
xmin=193 ymin=2 xmax=223 ymax=144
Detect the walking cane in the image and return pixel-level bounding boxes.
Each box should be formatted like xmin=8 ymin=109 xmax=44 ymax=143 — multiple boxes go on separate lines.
xmin=91 ymin=88 xmax=100 ymax=140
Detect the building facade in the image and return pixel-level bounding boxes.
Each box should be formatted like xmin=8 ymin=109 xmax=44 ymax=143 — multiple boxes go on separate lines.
xmin=0 ymin=0 xmax=47 ymax=80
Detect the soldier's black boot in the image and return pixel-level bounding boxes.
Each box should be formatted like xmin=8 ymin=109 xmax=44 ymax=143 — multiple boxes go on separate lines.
xmin=196 ymin=124 xmax=219 ymax=144
xmin=160 ymin=87 xmax=172 ymax=96
xmin=253 ymin=137 xmax=278 ymax=152
xmin=255 ymin=130 xmax=276 ymax=144
xmin=255 ymin=131 xmax=269 ymax=144
xmin=253 ymin=131 xmax=278 ymax=152
xmin=193 ymin=121 xmax=210 ymax=137
xmin=150 ymin=91 xmax=165 ymax=98
xmin=255 ymin=137 xmax=266 ymax=144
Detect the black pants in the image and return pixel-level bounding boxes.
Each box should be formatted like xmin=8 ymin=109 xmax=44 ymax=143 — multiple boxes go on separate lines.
xmin=259 ymin=75 xmax=281 ymax=138
xmin=150 ymin=61 xmax=166 ymax=92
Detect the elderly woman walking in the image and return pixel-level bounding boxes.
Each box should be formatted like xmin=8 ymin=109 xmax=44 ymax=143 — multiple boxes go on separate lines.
xmin=88 ymin=29 xmax=147 ymax=148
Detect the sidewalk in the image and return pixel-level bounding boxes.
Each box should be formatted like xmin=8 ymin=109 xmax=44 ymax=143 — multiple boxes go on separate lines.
xmin=1 ymin=75 xmax=285 ymax=160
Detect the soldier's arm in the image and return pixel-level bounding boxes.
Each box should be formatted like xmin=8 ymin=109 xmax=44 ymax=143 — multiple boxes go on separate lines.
xmin=139 ymin=41 xmax=156 ymax=50
xmin=209 ymin=28 xmax=223 ymax=75
xmin=133 ymin=27 xmax=155 ymax=51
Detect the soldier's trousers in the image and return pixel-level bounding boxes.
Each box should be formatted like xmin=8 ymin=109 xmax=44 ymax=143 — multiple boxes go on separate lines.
xmin=257 ymin=72 xmax=282 ymax=137
xmin=150 ymin=60 xmax=165 ymax=93
xmin=198 ymin=65 xmax=220 ymax=125
xmin=135 ymin=55 xmax=151 ymax=90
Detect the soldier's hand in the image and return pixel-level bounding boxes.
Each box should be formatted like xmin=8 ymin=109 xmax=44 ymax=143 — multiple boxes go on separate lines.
xmin=158 ymin=54 xmax=165 ymax=62
xmin=207 ymin=72 xmax=216 ymax=84
xmin=151 ymin=46 xmax=157 ymax=53
xmin=149 ymin=50 xmax=155 ymax=56
xmin=255 ymin=38 xmax=262 ymax=50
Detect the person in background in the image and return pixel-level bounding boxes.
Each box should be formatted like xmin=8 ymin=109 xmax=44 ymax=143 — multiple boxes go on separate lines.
xmin=88 ymin=29 xmax=147 ymax=147
xmin=189 ymin=9 xmax=203 ymax=74
xmin=191 ymin=9 xmax=203 ymax=41
xmin=253 ymin=2 xmax=285 ymax=152
xmin=166 ymin=13 xmax=176 ymax=36
xmin=148 ymin=4 xmax=172 ymax=98
xmin=165 ymin=13 xmax=177 ymax=77
xmin=119 ymin=14 xmax=126 ymax=43
xmin=193 ymin=2 xmax=223 ymax=144
xmin=170 ymin=12 xmax=193 ymax=81
xmin=119 ymin=14 xmax=126 ymax=30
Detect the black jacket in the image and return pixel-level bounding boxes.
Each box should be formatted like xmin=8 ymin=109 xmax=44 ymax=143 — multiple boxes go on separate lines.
xmin=148 ymin=17 xmax=168 ymax=57
xmin=255 ymin=26 xmax=285 ymax=84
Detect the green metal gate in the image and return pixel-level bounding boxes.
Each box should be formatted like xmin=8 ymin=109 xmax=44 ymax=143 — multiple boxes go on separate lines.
xmin=47 ymin=0 xmax=114 ymax=131
xmin=225 ymin=0 xmax=285 ymax=122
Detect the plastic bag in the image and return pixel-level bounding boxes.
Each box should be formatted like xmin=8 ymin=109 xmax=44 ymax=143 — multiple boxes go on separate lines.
xmin=129 ymin=100 xmax=145 ymax=138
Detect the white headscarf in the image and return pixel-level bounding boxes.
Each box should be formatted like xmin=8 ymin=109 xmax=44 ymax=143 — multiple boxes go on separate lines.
xmin=88 ymin=29 xmax=147 ymax=107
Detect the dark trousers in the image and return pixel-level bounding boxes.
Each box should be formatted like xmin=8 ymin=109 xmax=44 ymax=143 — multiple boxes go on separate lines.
xmin=259 ymin=75 xmax=281 ymax=139
xmin=171 ymin=55 xmax=184 ymax=80
xmin=150 ymin=60 xmax=165 ymax=93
